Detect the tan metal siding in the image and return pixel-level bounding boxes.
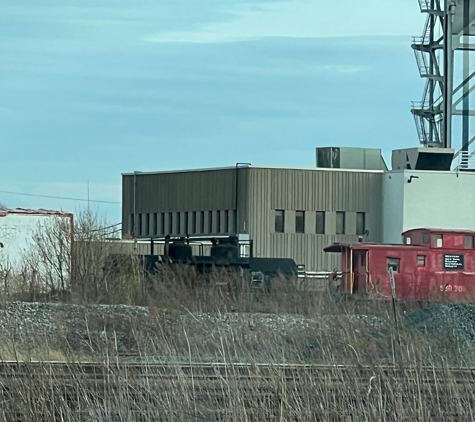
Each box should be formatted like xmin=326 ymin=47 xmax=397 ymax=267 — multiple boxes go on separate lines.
xmin=123 ymin=166 xmax=383 ymax=271
xmin=247 ymin=168 xmax=383 ymax=272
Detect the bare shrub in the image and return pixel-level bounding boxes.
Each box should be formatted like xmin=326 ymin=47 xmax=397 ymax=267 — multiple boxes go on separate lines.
xmin=71 ymin=209 xmax=143 ymax=304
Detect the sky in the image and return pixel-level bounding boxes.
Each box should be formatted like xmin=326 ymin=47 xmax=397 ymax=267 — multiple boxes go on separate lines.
xmin=0 ymin=0 xmax=426 ymax=224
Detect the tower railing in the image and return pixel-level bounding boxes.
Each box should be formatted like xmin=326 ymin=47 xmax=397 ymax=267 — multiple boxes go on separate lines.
xmin=418 ymin=0 xmax=433 ymax=13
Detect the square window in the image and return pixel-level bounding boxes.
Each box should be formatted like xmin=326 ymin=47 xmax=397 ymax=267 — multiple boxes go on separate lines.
xmin=465 ymin=235 xmax=473 ymax=249
xmin=275 ymin=210 xmax=284 ymax=233
xmin=387 ymin=257 xmax=400 ymax=272
xmin=296 ymin=211 xmax=305 ymax=233
xmin=417 ymin=255 xmax=426 ymax=266
xmin=356 ymin=212 xmax=365 ymax=236
xmin=336 ymin=212 xmax=345 ymax=235
xmin=316 ymin=211 xmax=325 ymax=234
xmin=433 ymin=234 xmax=443 ymax=248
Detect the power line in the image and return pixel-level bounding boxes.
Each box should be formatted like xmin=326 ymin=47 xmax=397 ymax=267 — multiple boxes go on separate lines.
xmin=89 ymin=223 xmax=122 ymax=232
xmin=0 ymin=190 xmax=120 ymax=204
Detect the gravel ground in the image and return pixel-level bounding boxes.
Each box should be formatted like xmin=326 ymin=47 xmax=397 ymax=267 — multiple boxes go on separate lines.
xmin=0 ymin=301 xmax=474 ymax=365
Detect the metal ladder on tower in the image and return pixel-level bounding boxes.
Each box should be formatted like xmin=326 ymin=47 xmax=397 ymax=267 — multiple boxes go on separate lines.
xmin=418 ymin=0 xmax=432 ymax=13
xmin=413 ymin=112 xmax=428 ymax=144
xmin=412 ymin=16 xmax=432 ymax=78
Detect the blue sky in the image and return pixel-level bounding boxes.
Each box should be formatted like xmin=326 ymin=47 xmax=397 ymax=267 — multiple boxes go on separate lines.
xmin=0 ymin=0 xmax=425 ymax=223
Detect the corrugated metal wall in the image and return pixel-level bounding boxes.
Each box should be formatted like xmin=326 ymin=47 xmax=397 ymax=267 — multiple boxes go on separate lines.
xmin=247 ymin=167 xmax=383 ymax=272
xmin=122 ymin=166 xmax=383 ymax=272
xmin=122 ymin=168 xmax=249 ymax=237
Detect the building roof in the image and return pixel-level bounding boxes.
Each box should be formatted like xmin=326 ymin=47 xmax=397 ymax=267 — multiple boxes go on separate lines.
xmin=122 ymin=165 xmax=385 ymax=177
xmin=0 ymin=208 xmax=73 ymax=217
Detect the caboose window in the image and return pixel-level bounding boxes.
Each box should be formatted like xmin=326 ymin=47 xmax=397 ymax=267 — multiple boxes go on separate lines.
xmin=387 ymin=258 xmax=400 ymax=273
xmin=405 ymin=236 xmax=411 ymax=245
xmin=465 ymin=236 xmax=474 ymax=249
xmin=433 ymin=234 xmax=443 ymax=248
xmin=417 ymin=255 xmax=426 ymax=266
xmin=422 ymin=233 xmax=430 ymax=244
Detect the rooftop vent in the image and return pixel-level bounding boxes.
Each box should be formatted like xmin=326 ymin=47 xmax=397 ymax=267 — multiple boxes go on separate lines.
xmin=316 ymin=147 xmax=387 ymax=170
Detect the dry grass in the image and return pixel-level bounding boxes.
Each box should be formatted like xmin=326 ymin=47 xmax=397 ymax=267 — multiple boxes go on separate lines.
xmin=0 ymin=291 xmax=473 ymax=421
xmin=0 ymin=218 xmax=474 ymax=420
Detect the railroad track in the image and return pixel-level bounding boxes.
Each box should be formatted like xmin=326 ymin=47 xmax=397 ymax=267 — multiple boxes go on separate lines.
xmin=0 ymin=361 xmax=474 ymax=383
xmin=1 ymin=362 xmax=474 ymax=420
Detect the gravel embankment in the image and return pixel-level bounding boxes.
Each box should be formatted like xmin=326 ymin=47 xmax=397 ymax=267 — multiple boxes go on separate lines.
xmin=0 ymin=301 xmax=475 ymax=365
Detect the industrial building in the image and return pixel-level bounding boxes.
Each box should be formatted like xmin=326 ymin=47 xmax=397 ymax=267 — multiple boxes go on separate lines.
xmin=122 ymin=145 xmax=475 ymax=273
xmin=121 ymin=1 xmax=475 ymax=274
xmin=122 ymin=148 xmax=385 ymax=272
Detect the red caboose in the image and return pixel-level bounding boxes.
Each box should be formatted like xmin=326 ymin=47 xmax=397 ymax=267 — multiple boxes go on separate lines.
xmin=324 ymin=228 xmax=475 ymax=303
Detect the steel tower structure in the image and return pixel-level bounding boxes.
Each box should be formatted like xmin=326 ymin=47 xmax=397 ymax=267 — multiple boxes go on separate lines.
xmin=411 ymin=0 xmax=475 ymax=166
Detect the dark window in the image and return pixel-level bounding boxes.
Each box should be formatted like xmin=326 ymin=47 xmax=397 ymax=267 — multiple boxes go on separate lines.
xmin=275 ymin=210 xmax=284 ymax=233
xmin=217 ymin=210 xmax=221 ymax=233
xmin=336 ymin=212 xmax=345 ymax=235
xmin=145 ymin=213 xmax=150 ymax=235
xmin=161 ymin=213 xmax=165 ymax=235
xmin=130 ymin=214 xmax=135 ymax=236
xmin=192 ymin=212 xmax=197 ymax=234
xmin=224 ymin=210 xmax=229 ymax=233
xmin=200 ymin=211 xmax=205 ymax=234
xmin=208 ymin=211 xmax=213 ymax=233
xmin=465 ymin=235 xmax=474 ymax=249
xmin=153 ymin=213 xmax=158 ymax=236
xmin=356 ymin=212 xmax=365 ymax=236
xmin=138 ymin=214 xmax=143 ymax=236
xmin=184 ymin=212 xmax=189 ymax=235
xmin=233 ymin=210 xmax=237 ymax=232
xmin=316 ymin=211 xmax=325 ymax=234
xmin=422 ymin=233 xmax=430 ymax=244
xmin=168 ymin=212 xmax=173 ymax=235
xmin=177 ymin=213 xmax=181 ymax=234
xmin=295 ymin=211 xmax=305 ymax=233
xmin=433 ymin=234 xmax=443 ymax=248
xmin=417 ymin=255 xmax=426 ymax=266
xmin=387 ymin=257 xmax=400 ymax=272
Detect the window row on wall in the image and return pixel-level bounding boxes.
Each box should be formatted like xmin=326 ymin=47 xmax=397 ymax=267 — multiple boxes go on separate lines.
xmin=274 ymin=210 xmax=366 ymax=235
xmin=130 ymin=210 xmax=237 ymax=237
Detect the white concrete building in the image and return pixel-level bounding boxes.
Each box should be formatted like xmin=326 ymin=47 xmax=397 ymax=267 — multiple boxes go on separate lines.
xmin=0 ymin=208 xmax=73 ymax=270
xmin=382 ymin=169 xmax=475 ymax=244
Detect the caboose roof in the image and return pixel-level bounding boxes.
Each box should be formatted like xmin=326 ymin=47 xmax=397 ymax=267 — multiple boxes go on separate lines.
xmin=403 ymin=228 xmax=475 ymax=235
